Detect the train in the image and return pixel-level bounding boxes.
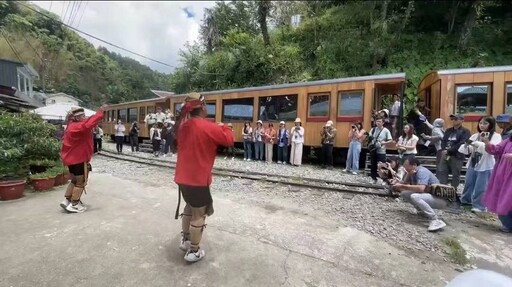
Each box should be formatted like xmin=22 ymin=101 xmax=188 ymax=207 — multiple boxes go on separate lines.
xmin=102 ymin=65 xmax=512 ymax=154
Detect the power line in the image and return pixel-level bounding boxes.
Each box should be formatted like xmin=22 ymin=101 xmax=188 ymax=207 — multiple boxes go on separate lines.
xmin=17 ymin=1 xmax=176 ymax=69
xmin=77 ymin=1 xmax=88 ymax=28
xmin=70 ymin=1 xmax=82 ymax=27
xmin=63 ymin=1 xmax=71 ymax=24
xmin=0 ymin=29 xmax=25 ymax=64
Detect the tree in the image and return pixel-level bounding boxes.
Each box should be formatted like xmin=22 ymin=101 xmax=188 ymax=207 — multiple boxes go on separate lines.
xmin=257 ymin=0 xmax=271 ymax=46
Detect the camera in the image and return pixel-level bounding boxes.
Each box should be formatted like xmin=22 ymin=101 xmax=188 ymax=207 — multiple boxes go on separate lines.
xmin=351 ymin=125 xmax=356 ymax=129
xmin=480 ymin=132 xmax=490 ymax=138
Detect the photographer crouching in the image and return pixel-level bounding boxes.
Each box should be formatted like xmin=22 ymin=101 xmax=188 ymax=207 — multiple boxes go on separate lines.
xmin=367 ymin=117 xmax=393 ymax=184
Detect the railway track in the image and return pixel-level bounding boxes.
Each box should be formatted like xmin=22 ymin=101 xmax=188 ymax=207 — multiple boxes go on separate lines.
xmin=97 ymin=150 xmax=390 ymax=197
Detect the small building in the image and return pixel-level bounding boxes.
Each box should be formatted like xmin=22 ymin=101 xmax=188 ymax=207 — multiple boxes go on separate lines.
xmin=0 ymin=59 xmax=42 ymax=111
xmin=45 ymin=92 xmax=82 ymax=106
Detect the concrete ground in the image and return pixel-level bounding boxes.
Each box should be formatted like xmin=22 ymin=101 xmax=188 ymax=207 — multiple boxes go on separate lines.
xmin=1 ymin=171 xmax=462 ymax=287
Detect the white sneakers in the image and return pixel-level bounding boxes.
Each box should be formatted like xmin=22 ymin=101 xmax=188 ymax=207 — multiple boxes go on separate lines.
xmin=184 ymin=249 xmax=205 ymax=262
xmin=179 ymin=233 xmax=205 ymax=262
xmin=65 ymin=202 xmax=87 ymax=213
xmin=60 ymin=199 xmax=71 ymax=210
xmin=179 ymin=233 xmax=191 ymax=252
xmin=428 ymin=219 xmax=446 ymax=232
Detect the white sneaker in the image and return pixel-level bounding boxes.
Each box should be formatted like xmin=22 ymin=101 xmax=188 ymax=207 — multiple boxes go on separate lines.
xmin=428 ymin=219 xmax=446 ymax=232
xmin=179 ymin=233 xmax=191 ymax=252
xmin=342 ymin=169 xmax=348 ymax=172
xmin=351 ymin=171 xmax=357 ymax=175
xmin=471 ymin=207 xmax=486 ymax=213
xmin=60 ymin=199 xmax=70 ymax=210
xmin=184 ymin=249 xmax=205 ymax=262
xmin=243 ymin=158 xmax=247 ymax=161
xmin=247 ymin=158 xmax=251 ymax=161
xmin=277 ymin=161 xmax=282 ymax=164
xmin=65 ymin=202 xmax=87 ymax=213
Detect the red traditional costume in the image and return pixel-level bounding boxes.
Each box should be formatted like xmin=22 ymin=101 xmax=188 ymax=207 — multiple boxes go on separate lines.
xmin=60 ymin=107 xmax=104 ymax=213
xmin=173 ymin=93 xmax=234 ymax=262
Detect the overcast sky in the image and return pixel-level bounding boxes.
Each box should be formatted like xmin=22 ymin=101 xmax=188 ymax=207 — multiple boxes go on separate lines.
xmin=32 ymin=1 xmax=216 ymax=74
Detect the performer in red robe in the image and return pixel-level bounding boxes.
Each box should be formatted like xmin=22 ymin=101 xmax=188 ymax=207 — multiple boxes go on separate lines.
xmin=60 ymin=105 xmax=106 ymax=213
xmin=172 ymin=92 xmax=234 ymax=262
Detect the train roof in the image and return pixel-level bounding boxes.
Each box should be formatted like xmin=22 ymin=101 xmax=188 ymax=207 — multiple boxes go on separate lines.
xmin=171 ymin=73 xmax=406 ymax=99
xmin=437 ymin=65 xmax=512 ymax=75
xmin=106 ymin=97 xmax=166 ymax=108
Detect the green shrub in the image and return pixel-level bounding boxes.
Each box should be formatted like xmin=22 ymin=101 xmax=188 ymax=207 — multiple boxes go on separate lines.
xmin=0 ymin=112 xmax=60 ymax=180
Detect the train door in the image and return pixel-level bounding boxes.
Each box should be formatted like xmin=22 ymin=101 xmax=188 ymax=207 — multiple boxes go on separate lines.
xmin=373 ymin=82 xmax=405 ymax=139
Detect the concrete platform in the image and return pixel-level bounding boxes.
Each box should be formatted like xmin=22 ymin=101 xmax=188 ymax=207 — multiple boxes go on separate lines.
xmin=0 ymin=173 xmax=458 ymax=287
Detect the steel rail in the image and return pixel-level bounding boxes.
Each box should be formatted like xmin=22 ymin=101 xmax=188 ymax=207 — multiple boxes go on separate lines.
xmin=100 ymin=150 xmax=385 ymax=190
xmin=97 ymin=151 xmax=390 ymax=197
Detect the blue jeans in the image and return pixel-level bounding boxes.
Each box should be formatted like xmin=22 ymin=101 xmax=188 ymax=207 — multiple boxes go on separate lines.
xmin=254 ymin=141 xmax=264 ymax=160
xmin=498 ymin=211 xmax=512 ymax=230
xmin=243 ymin=140 xmax=252 ymax=159
xmin=460 ymin=166 xmax=491 ymax=211
xmin=346 ymin=141 xmax=361 ymax=172
xmin=277 ymin=145 xmax=288 ymax=163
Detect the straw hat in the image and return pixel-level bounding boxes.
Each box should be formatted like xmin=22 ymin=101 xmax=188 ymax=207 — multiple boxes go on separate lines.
xmin=294 ymin=118 xmax=301 ymax=123
xmin=326 ymin=120 xmax=333 ymax=127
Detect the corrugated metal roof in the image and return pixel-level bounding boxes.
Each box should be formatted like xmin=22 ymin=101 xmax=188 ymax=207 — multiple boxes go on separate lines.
xmin=167 ymin=73 xmax=406 ymax=99
xmin=438 ymin=65 xmax=512 ymax=75
xmin=107 ymin=97 xmax=165 ymax=108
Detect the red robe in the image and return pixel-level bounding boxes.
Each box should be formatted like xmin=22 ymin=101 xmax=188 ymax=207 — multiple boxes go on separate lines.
xmin=174 ymin=118 xmax=234 ymax=186
xmin=61 ymin=111 xmax=104 ymax=166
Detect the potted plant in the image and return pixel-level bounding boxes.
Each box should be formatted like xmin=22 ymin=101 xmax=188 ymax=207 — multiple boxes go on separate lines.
xmin=30 ymin=170 xmax=58 ymax=191
xmin=0 ymin=112 xmax=61 ymax=200
xmin=51 ymin=161 xmax=69 ymax=186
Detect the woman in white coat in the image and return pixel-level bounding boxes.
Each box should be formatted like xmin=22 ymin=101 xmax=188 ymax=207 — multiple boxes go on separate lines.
xmin=290 ymin=118 xmax=305 ymax=166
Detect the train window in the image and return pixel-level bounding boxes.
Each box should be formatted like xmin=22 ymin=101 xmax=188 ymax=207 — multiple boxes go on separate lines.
xmin=118 ymin=109 xmax=127 ymax=123
xmin=222 ymin=98 xmax=254 ymax=122
xmin=308 ymin=93 xmax=330 ymax=117
xmin=139 ymin=107 xmax=146 ymax=122
xmin=258 ymin=95 xmax=298 ymax=122
xmin=507 ymin=83 xmax=512 ymax=113
xmin=338 ymin=91 xmax=363 ymax=116
xmin=110 ymin=110 xmax=116 ymax=122
xmin=174 ymin=103 xmax=183 ymax=118
xmin=206 ymin=102 xmax=216 ymax=119
xmin=128 ymin=108 xmax=137 ymax=123
xmin=455 ymin=85 xmax=490 ymax=114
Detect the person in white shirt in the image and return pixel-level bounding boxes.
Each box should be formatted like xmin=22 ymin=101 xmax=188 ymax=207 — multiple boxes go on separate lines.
xmin=150 ymin=123 xmax=163 ymax=157
xmin=460 ymin=116 xmax=501 ymax=213
xmin=290 ymin=118 xmax=305 ymax=166
xmin=396 ymin=123 xmax=419 ymax=164
xmin=114 ymin=120 xmax=126 ymax=153
xmin=154 ymin=106 xmax=167 ymax=123
xmin=253 ymin=120 xmax=265 ymax=160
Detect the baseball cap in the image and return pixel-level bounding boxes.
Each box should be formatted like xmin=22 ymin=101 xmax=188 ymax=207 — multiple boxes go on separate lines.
xmin=496 ymin=114 xmax=510 ymax=123
xmin=449 ymin=114 xmax=464 ymax=120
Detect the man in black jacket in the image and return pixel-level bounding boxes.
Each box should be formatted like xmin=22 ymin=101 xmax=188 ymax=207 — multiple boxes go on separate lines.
xmin=437 ymin=114 xmax=471 ymax=210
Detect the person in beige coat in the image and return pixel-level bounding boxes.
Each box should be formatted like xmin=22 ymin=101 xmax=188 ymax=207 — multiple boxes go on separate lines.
xmin=290 ymin=118 xmax=305 ymax=166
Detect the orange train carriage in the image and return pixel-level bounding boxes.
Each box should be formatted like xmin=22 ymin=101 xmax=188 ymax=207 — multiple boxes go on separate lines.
xmin=103 ymin=65 xmax=512 ymax=151
xmin=417 ymin=65 xmax=512 ymax=132
xmin=103 ymin=72 xmax=407 ymax=149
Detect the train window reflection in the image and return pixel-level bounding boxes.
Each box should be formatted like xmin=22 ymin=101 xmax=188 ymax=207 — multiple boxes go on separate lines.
xmin=222 ymin=98 xmax=254 ymax=122
xmin=338 ymin=91 xmax=363 ymax=116
xmin=206 ymin=102 xmax=216 ymax=119
xmin=128 ymin=108 xmax=137 ymax=123
xmin=456 ymin=85 xmax=490 ymax=114
xmin=259 ymin=95 xmax=297 ymax=121
xmin=308 ymin=93 xmax=330 ymax=117
xmin=507 ymin=84 xmax=512 ymax=113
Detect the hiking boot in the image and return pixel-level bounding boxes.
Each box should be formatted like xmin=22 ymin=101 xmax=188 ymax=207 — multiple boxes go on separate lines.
xmin=184 ymin=248 xmax=205 ymax=262
xmin=65 ymin=202 xmax=87 ymax=213
xmin=428 ymin=219 xmax=446 ymax=232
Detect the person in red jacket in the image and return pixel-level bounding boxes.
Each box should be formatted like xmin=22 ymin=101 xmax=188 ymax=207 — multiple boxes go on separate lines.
xmin=171 ymin=92 xmax=234 ymax=262
xmin=60 ymin=105 xmax=106 ymax=213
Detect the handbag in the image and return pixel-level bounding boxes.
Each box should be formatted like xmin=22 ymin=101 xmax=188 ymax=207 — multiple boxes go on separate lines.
xmin=427 ymin=184 xmax=457 ymax=202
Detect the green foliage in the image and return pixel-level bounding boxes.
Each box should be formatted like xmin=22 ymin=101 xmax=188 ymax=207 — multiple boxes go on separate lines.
xmin=0 ymin=2 xmax=171 ymax=108
xmin=170 ymin=0 xmax=512 ymax=109
xmin=0 ymin=112 xmax=60 ymax=180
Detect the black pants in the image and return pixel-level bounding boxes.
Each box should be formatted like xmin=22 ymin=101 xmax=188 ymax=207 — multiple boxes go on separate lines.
xmin=370 ymin=151 xmax=387 ymax=180
xmin=94 ymin=138 xmax=102 ymax=152
xmin=152 ymin=139 xmax=161 ymax=153
xmin=277 ymin=146 xmax=288 ymax=163
xmin=321 ymin=144 xmax=333 ymax=167
xmin=130 ymin=135 xmax=139 ymax=152
xmin=115 ymin=136 xmax=124 ymax=152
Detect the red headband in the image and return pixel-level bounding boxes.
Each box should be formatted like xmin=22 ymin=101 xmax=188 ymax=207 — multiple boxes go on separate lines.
xmin=181 ymin=99 xmax=203 ymax=115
